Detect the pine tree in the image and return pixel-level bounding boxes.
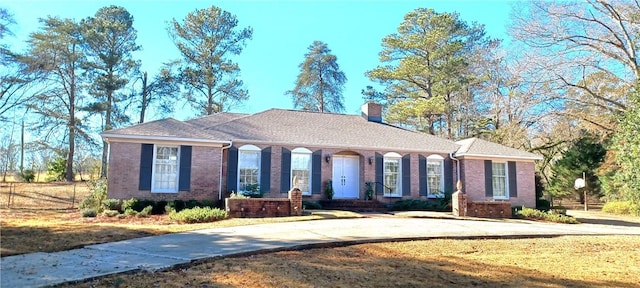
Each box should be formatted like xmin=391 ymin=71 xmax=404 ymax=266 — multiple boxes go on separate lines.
xmin=287 ymin=41 xmax=346 ymax=113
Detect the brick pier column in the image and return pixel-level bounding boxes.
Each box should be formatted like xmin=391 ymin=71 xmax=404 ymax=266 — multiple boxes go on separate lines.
xmin=288 ymin=188 xmax=302 ymax=216
xmin=452 ymin=191 xmax=467 ymax=217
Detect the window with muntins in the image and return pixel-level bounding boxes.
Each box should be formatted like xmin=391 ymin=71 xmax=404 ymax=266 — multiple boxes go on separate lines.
xmin=152 ymin=146 xmax=179 ymax=193
xmin=427 ymin=155 xmax=444 ymax=198
xmin=291 ymin=148 xmax=312 ymax=195
xmin=492 ymin=162 xmax=508 ymax=199
xmin=238 ymin=145 xmax=260 ymax=193
xmin=384 ymin=152 xmax=402 ymax=197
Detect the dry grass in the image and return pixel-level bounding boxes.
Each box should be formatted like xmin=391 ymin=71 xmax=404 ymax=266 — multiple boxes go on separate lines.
xmin=62 ymin=235 xmax=640 ymax=288
xmin=0 ymin=208 xmax=362 ymax=257
xmin=0 ymin=182 xmax=91 ymax=209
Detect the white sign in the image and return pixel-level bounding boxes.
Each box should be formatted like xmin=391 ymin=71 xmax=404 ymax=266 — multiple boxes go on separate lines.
xmin=574 ymin=178 xmax=585 ymax=189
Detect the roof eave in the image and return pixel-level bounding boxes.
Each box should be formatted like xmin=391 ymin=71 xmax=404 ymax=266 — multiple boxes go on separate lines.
xmin=454 ymin=153 xmax=543 ymax=161
xmin=102 ymin=133 xmax=231 ymax=147
xmin=230 ymin=138 xmax=458 ymax=154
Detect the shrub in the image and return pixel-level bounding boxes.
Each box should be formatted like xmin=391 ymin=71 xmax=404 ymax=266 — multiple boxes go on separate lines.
xmin=303 ymin=201 xmax=322 ymax=210
xmin=46 ymin=157 xmax=67 ymax=182
xmin=20 ymin=169 xmax=36 ymax=183
xmin=241 ymin=184 xmax=263 ymax=198
xmin=185 ymin=199 xmax=201 ymax=209
xmin=536 ymin=198 xmax=551 ymax=212
xmin=153 ymin=200 xmax=168 ymax=215
xmin=79 ymin=179 xmax=107 ymax=212
xmin=102 ymin=199 xmax=121 ymax=211
xmin=131 ymin=199 xmax=155 ymax=212
xmin=517 ymin=207 xmax=579 ymax=224
xmin=169 ymin=207 xmax=228 ymax=223
xmin=81 ymin=208 xmax=97 ymax=218
xmin=124 ymin=208 xmax=137 ymax=216
xmin=102 ymin=209 xmax=120 ymax=217
xmin=602 ymin=201 xmax=640 ymax=216
xmin=229 ymin=192 xmax=249 ymax=199
xmin=391 ymin=199 xmax=449 ymax=212
xmin=121 ymin=198 xmax=137 ymax=212
xmin=137 ymin=205 xmax=153 ymax=217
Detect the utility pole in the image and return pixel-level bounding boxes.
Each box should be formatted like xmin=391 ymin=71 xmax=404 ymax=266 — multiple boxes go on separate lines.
xmin=583 ymin=172 xmax=587 ymax=211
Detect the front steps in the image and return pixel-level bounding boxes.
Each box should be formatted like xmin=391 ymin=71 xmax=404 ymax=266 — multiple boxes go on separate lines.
xmin=318 ymin=199 xmax=388 ymax=212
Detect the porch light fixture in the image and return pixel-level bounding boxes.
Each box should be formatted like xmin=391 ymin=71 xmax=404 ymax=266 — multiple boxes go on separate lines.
xmin=325 ymin=154 xmax=331 ymax=163
xmin=368 ymin=157 xmax=373 ymax=165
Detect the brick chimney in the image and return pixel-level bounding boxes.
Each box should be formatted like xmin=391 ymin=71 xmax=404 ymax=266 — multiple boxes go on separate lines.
xmin=361 ymin=102 xmax=382 ymax=123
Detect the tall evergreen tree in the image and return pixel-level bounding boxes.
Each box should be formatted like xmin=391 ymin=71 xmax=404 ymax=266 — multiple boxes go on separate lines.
xmin=24 ymin=17 xmax=87 ymax=182
xmin=81 ymin=5 xmax=140 ymax=177
xmin=287 ymin=41 xmax=346 ymax=113
xmin=548 ymin=135 xmax=606 ymax=203
xmin=366 ymin=8 xmax=490 ymax=138
xmin=603 ymin=84 xmax=640 ymax=206
xmin=168 ymin=5 xmax=252 ymax=115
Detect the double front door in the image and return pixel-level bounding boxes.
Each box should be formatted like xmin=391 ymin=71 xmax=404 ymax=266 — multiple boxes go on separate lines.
xmin=332 ymin=156 xmax=359 ymax=199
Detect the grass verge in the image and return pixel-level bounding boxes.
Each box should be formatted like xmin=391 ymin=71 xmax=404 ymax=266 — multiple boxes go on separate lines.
xmin=62 ymin=235 xmax=640 ymax=288
xmin=0 ymin=208 xmax=362 ymax=257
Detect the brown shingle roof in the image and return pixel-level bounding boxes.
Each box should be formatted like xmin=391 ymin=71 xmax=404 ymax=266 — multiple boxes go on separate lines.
xmin=186 ymin=112 xmax=249 ymax=128
xmin=455 ymin=138 xmax=543 ymax=160
xmin=199 ymin=109 xmax=459 ymax=153
xmin=101 ymin=118 xmax=224 ymax=141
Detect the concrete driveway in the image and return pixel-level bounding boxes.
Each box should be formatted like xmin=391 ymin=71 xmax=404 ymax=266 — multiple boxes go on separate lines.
xmin=2 ymin=212 xmax=639 ymax=288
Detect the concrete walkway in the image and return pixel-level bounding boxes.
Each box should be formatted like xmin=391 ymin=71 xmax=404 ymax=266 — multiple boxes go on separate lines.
xmin=2 ymin=214 xmax=640 ymax=288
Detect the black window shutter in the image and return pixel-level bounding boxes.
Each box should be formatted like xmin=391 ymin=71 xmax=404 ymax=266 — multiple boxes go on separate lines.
xmin=418 ymin=155 xmax=427 ymax=196
xmin=280 ymin=148 xmax=291 ymax=192
xmin=312 ymin=149 xmax=322 ymax=194
xmin=484 ymin=160 xmax=493 ymax=197
xmin=508 ymin=161 xmax=518 ymax=197
xmin=402 ymin=154 xmax=411 ymax=196
xmin=444 ymin=157 xmax=453 ymax=193
xmin=260 ymin=147 xmax=271 ymax=193
xmin=139 ymin=144 xmax=153 ymax=190
xmin=375 ymin=153 xmax=383 ymax=195
xmin=178 ymin=146 xmax=192 ymax=191
xmin=227 ymin=146 xmax=238 ymax=192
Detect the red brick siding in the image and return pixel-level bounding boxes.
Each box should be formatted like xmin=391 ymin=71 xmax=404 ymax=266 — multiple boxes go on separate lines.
xmin=107 ymin=142 xmax=222 ymax=201
xmin=222 ymin=142 xmax=454 ymax=202
xmin=459 ymin=158 xmax=536 ymax=208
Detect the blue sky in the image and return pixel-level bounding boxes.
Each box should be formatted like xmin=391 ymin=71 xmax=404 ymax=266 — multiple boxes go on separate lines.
xmin=4 ymin=0 xmax=514 ymax=119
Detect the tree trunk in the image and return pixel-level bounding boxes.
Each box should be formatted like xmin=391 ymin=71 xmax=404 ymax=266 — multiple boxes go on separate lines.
xmin=100 ymin=89 xmax=113 ymax=178
xmin=139 ymin=71 xmax=148 ymax=124
xmin=66 ymin=60 xmax=76 ymax=182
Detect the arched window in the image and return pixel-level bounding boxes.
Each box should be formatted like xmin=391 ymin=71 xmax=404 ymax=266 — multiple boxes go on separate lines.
xmin=291 ymin=148 xmax=312 ymax=195
xmin=238 ymin=145 xmax=261 ymax=193
xmin=427 ymin=155 xmax=444 ymax=198
xmin=383 ymin=152 xmax=402 ymax=197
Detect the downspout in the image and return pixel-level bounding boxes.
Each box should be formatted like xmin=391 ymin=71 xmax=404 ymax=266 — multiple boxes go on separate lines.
xmin=219 ymin=140 xmax=233 ymax=200
xmin=449 ymin=152 xmax=460 ymax=191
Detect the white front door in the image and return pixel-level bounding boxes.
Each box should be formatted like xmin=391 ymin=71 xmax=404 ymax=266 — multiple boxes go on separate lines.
xmin=332 ymin=156 xmax=360 ymax=199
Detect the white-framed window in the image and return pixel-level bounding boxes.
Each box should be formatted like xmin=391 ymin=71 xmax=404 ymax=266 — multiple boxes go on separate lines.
xmin=384 ymin=152 xmax=402 ymax=197
xmin=238 ymin=145 xmax=261 ymax=193
xmin=427 ymin=155 xmax=444 ymax=198
xmin=291 ymin=147 xmax=312 ymax=195
xmin=492 ymin=162 xmax=508 ymax=199
xmin=152 ymin=145 xmax=179 ymax=193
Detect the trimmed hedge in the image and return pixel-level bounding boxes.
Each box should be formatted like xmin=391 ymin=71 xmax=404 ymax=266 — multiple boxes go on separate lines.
xmin=391 ymin=199 xmax=450 ymax=212
xmin=517 ymin=207 xmax=579 ymax=224
xmin=169 ymin=207 xmax=228 ymax=223
xmin=302 ymin=201 xmax=322 ymax=210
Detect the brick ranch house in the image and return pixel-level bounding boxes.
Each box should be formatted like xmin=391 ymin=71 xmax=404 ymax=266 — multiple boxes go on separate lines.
xmin=101 ymin=103 xmax=542 ymax=208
